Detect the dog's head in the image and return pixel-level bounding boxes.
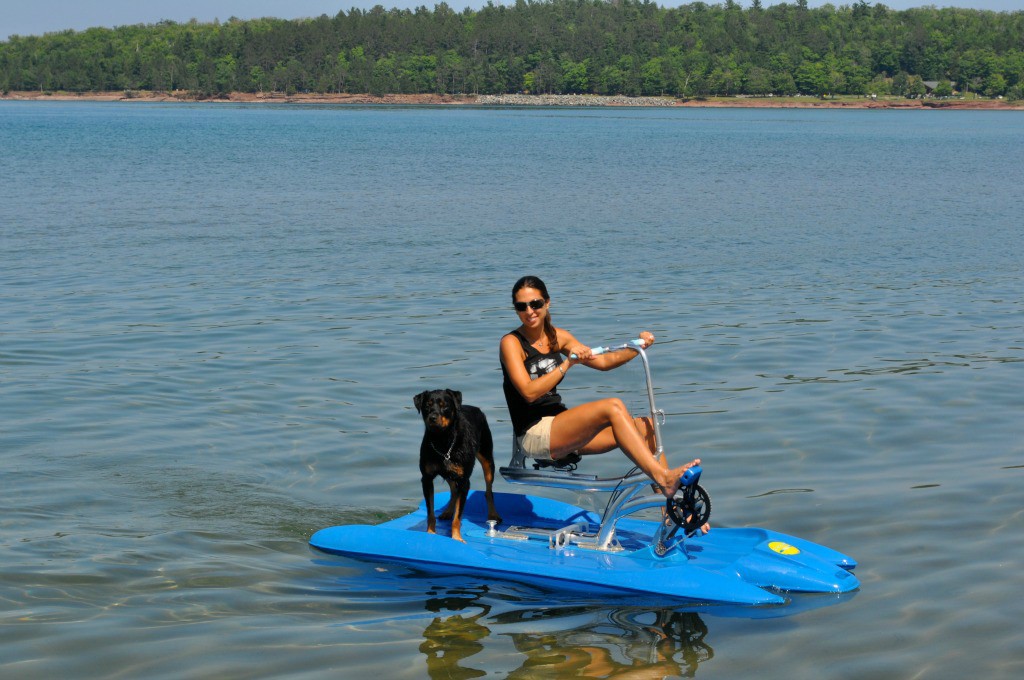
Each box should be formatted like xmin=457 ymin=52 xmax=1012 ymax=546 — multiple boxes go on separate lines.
xmin=414 ymin=389 xmax=463 ymax=432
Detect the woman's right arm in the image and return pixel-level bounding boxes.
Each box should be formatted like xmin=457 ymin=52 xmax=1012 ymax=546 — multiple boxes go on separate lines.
xmin=500 ymin=334 xmax=568 ymax=403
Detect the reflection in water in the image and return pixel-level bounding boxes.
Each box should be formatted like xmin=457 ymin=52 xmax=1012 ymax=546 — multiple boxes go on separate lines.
xmin=420 ymin=586 xmax=492 ymax=680
xmin=502 ymin=607 xmax=711 ymax=679
xmin=418 ymin=585 xmax=712 ymax=679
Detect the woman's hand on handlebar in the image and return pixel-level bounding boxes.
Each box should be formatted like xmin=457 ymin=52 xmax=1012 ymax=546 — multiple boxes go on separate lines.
xmin=568 ymin=344 xmax=592 ymax=364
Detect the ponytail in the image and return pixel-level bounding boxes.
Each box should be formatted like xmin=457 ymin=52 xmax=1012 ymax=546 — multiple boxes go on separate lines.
xmin=543 ymin=315 xmax=559 ymax=353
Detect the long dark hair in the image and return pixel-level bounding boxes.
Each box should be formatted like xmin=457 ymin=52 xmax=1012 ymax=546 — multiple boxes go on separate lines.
xmin=512 ymin=275 xmax=558 ymax=352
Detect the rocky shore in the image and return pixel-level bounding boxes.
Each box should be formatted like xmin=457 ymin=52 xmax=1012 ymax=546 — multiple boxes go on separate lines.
xmin=2 ymin=90 xmax=1021 ymax=109
xmin=476 ymin=93 xmax=677 ymax=106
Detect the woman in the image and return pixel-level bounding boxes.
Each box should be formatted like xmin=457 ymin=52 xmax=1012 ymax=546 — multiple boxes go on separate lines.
xmin=499 ymin=275 xmax=702 ymax=501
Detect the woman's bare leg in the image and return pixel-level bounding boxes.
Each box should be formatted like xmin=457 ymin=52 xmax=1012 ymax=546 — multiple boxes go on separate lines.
xmin=549 ymin=399 xmax=699 ymax=498
xmin=633 ymin=416 xmax=662 ymax=464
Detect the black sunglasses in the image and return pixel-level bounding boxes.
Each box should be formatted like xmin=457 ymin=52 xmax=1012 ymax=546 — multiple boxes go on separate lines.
xmin=514 ymin=298 xmax=546 ymax=312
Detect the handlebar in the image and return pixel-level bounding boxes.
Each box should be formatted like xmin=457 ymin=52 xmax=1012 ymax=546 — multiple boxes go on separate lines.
xmin=570 ymin=338 xmax=646 ymax=360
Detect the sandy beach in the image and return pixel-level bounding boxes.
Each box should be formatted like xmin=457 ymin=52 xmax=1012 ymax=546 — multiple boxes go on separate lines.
xmin=2 ymin=90 xmax=1021 ymax=109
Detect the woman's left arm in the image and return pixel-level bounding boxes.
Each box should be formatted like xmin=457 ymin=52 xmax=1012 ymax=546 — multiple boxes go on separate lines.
xmin=576 ymin=331 xmax=655 ymax=371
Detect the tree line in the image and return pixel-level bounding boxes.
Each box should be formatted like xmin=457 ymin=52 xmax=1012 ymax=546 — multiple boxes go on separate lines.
xmin=3 ymin=1 xmax=1023 ymax=100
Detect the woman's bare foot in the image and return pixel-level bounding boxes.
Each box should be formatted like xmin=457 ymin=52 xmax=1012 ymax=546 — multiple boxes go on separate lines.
xmin=655 ymin=458 xmax=701 ymax=498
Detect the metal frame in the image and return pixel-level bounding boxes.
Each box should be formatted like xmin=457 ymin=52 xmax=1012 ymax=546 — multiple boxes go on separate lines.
xmin=498 ymin=344 xmax=676 ymax=552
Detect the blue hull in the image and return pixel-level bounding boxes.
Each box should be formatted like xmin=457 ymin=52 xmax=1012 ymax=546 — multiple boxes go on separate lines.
xmin=310 ymin=490 xmax=858 ymax=607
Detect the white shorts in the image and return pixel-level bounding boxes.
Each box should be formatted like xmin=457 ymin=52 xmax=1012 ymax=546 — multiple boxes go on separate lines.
xmin=517 ymin=416 xmax=556 ymax=459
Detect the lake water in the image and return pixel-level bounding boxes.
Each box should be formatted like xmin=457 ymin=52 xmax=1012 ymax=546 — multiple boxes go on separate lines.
xmin=1 ymin=102 xmax=1022 ymax=678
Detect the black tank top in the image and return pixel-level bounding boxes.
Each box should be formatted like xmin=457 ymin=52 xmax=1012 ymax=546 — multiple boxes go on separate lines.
xmin=501 ymin=329 xmax=567 ymax=436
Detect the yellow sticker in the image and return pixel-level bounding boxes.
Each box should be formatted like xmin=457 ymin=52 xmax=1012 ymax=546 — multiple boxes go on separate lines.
xmin=768 ymin=541 xmax=800 ymax=555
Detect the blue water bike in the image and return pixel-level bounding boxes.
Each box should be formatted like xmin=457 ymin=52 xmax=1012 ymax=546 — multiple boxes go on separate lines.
xmin=310 ymin=341 xmax=858 ymax=606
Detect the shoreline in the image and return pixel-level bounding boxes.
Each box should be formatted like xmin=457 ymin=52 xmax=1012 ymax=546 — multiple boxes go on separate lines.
xmin=2 ymin=90 xmax=1021 ymax=110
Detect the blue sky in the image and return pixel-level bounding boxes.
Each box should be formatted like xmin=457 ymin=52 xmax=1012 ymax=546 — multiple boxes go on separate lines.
xmin=3 ymin=0 xmax=1020 ymax=40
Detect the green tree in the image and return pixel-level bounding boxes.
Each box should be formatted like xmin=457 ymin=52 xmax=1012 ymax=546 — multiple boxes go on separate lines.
xmin=437 ymin=50 xmax=464 ymax=93
xmin=892 ymin=71 xmax=910 ymax=96
xmin=334 ymin=52 xmax=349 ymax=92
xmin=867 ymin=74 xmax=891 ymax=96
xmin=745 ymin=66 xmax=771 ymax=96
xmin=596 ymin=64 xmax=624 ymax=95
xmin=640 ymin=57 xmax=665 ymax=95
xmin=400 ymin=54 xmax=436 ymax=93
xmin=348 ymin=46 xmax=370 ymax=94
xmin=250 ymin=65 xmax=268 ymax=93
xmin=561 ymin=58 xmax=588 ymax=93
xmin=983 ymin=72 xmax=1007 ymax=97
xmin=906 ymin=75 xmax=927 ymax=98
xmin=771 ymin=70 xmax=797 ymax=95
xmin=522 ymin=69 xmax=536 ymax=93
xmin=794 ymin=60 xmax=828 ymax=96
xmin=370 ymin=54 xmax=397 ymax=95
xmin=2 ymin=2 xmax=1023 ymax=99
xmin=214 ymin=55 xmax=237 ymax=94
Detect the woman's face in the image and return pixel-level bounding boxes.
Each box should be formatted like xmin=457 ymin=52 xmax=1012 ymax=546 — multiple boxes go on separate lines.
xmin=513 ymin=287 xmax=548 ymax=328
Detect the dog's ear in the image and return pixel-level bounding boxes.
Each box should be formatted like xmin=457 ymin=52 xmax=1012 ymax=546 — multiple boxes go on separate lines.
xmin=446 ymin=389 xmax=463 ymax=409
xmin=413 ymin=391 xmax=428 ymax=413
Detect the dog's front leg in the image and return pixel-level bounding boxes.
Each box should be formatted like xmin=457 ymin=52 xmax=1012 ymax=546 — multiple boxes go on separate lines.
xmin=446 ymin=478 xmax=468 ymax=543
xmin=438 ymin=464 xmax=463 ymax=520
xmin=422 ymin=476 xmax=437 ymax=535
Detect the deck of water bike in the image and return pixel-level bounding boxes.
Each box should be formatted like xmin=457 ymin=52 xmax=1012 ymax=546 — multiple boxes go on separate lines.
xmin=310 ymin=489 xmax=858 ymax=607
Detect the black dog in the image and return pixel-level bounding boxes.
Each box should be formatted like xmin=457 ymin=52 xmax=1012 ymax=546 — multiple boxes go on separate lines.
xmin=414 ymin=389 xmax=500 ymax=542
